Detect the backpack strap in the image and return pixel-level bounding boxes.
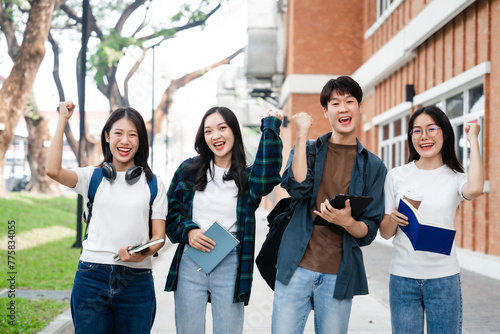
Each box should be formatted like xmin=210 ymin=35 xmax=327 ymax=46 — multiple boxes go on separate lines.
xmin=83 ymin=170 xmax=160 ymax=256
xmin=147 ymin=174 xmax=159 ymax=257
xmin=147 ymin=174 xmax=158 ymax=239
xmin=147 ymin=174 xmax=158 ymax=206
xmin=83 ymin=168 xmax=104 ymax=241
xmin=306 ymin=139 xmax=316 ymax=167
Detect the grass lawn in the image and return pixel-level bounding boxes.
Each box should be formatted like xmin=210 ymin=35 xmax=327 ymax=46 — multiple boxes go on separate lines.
xmin=0 ymin=298 xmax=69 ymax=334
xmin=0 ymin=236 xmax=81 ymax=290
xmin=0 ymin=193 xmax=80 ymax=333
xmin=0 ymin=192 xmax=77 ymax=237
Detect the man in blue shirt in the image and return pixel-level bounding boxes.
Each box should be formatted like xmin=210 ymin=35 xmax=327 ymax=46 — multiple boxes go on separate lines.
xmin=272 ymin=76 xmax=387 ymax=334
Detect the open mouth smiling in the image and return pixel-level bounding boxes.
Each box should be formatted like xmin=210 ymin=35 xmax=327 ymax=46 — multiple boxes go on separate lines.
xmin=117 ymin=147 xmax=131 ymax=155
xmin=339 ymin=117 xmax=352 ymax=124
xmin=419 ymin=143 xmax=434 ymax=149
xmin=214 ymin=141 xmax=225 ymax=150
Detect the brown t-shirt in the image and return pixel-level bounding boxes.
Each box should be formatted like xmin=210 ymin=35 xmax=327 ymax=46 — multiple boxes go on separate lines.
xmin=299 ymin=142 xmax=357 ymax=274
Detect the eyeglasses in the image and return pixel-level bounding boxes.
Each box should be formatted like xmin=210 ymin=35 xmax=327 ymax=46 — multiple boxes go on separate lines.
xmin=409 ymin=126 xmax=441 ymax=139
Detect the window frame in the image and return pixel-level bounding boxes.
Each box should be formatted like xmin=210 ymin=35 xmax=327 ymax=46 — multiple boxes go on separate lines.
xmin=378 ymin=113 xmax=410 ymax=170
xmin=377 ymin=0 xmax=397 ymax=18
xmin=375 ymin=81 xmax=485 ymax=172
xmin=434 ymin=83 xmax=485 ymax=171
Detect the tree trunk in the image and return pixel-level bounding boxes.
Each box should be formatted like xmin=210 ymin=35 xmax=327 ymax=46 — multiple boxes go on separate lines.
xmin=150 ymin=47 xmax=245 ymax=135
xmin=97 ymin=77 xmax=127 ymax=111
xmin=0 ymin=0 xmax=56 ymax=198
xmin=25 ymin=116 xmax=62 ymax=194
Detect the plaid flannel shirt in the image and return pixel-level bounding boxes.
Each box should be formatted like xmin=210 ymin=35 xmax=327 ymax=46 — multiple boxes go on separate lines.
xmin=164 ymin=116 xmax=283 ymax=305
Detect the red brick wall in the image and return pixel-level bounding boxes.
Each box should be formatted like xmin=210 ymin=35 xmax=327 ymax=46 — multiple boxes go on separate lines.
xmin=280 ymin=0 xmax=500 ymax=255
xmin=285 ymin=0 xmax=364 ymax=76
xmin=487 ymin=0 xmax=500 ymax=255
xmin=366 ymin=0 xmax=499 ymax=255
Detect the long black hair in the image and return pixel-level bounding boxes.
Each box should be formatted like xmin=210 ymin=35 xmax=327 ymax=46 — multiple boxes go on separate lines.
xmin=99 ymin=107 xmax=154 ymax=182
xmin=407 ymin=105 xmax=464 ymax=173
xmin=185 ymin=106 xmax=248 ymax=196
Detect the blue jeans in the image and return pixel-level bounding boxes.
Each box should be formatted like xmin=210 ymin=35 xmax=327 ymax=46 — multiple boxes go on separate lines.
xmin=389 ymin=273 xmax=462 ymax=334
xmin=272 ymin=266 xmax=353 ymax=334
xmin=174 ymin=248 xmax=243 ymax=334
xmin=70 ymin=261 xmax=156 ymax=334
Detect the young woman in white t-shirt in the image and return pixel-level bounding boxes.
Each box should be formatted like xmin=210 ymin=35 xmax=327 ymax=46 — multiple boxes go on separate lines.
xmin=165 ymin=107 xmax=283 ymax=333
xmin=46 ymin=102 xmax=168 ymax=333
xmin=380 ymin=105 xmax=484 ymax=334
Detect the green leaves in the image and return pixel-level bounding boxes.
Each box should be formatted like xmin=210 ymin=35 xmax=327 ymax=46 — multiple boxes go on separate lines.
xmin=171 ymin=0 xmax=212 ymax=25
xmin=89 ymin=31 xmax=142 ymax=86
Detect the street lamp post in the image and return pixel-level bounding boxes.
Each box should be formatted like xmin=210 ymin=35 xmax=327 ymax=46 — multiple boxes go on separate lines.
xmin=73 ymin=0 xmax=89 ymax=248
xmin=150 ymin=46 xmax=155 ymax=170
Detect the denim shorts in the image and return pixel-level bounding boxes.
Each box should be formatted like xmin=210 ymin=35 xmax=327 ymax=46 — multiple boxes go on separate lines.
xmin=71 ymin=261 xmax=156 ymax=334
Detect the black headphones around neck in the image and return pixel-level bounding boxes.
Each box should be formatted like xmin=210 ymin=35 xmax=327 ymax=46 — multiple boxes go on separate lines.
xmin=102 ymin=162 xmax=143 ymax=185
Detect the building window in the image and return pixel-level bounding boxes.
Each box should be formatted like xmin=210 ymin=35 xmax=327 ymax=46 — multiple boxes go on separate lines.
xmin=377 ymin=0 xmax=396 ymax=18
xmin=379 ymin=114 xmax=410 ymax=170
xmin=435 ymin=84 xmax=484 ymax=171
xmin=379 ymin=84 xmax=484 ymax=171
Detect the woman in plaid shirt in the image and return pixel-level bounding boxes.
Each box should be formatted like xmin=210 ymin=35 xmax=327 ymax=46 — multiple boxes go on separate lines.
xmin=164 ymin=107 xmax=283 ymax=333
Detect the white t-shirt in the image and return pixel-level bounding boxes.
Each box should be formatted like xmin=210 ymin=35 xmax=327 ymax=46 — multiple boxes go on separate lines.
xmin=192 ymin=162 xmax=238 ymax=233
xmin=72 ymin=166 xmax=168 ymax=269
xmin=384 ymin=161 xmax=468 ymax=279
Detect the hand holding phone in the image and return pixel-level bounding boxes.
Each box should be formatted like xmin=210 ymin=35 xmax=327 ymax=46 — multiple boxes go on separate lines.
xmin=314 ymin=194 xmax=373 ymax=226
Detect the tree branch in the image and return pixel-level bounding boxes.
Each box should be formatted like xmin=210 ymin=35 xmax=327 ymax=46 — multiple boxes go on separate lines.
xmin=48 ymin=32 xmax=80 ymax=157
xmin=138 ymin=0 xmax=221 ymax=43
xmin=124 ymin=48 xmax=148 ymax=103
xmin=149 ymin=46 xmax=244 ymax=135
xmin=131 ymin=1 xmax=151 ymax=36
xmin=115 ymin=0 xmax=148 ymax=33
xmin=59 ymin=2 xmax=103 ymax=38
xmin=0 ymin=0 xmax=20 ymax=59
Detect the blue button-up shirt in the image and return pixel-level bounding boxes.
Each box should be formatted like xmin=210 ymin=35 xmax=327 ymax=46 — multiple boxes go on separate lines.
xmin=277 ymin=133 xmax=387 ymax=299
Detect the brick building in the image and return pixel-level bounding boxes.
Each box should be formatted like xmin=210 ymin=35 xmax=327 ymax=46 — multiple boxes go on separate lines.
xmin=246 ymin=0 xmax=499 ymax=256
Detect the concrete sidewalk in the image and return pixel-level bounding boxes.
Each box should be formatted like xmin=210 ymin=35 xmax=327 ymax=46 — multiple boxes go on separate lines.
xmin=41 ymin=207 xmax=500 ymax=333
xmin=150 ymin=243 xmax=392 ymax=333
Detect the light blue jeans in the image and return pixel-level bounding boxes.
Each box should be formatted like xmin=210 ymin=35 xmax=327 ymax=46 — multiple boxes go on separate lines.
xmin=174 ymin=248 xmax=244 ymax=334
xmin=272 ymin=266 xmax=353 ymax=334
xmin=389 ymin=273 xmax=462 ymax=334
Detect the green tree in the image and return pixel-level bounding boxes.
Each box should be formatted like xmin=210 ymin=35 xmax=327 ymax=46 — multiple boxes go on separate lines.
xmin=1 ymin=0 xmax=243 ymax=195
xmin=0 ymin=0 xmax=57 ymax=198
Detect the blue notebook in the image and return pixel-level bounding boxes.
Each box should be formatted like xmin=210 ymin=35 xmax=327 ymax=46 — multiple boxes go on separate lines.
xmin=185 ymin=221 xmax=240 ymax=274
xmin=398 ymin=198 xmax=456 ymax=256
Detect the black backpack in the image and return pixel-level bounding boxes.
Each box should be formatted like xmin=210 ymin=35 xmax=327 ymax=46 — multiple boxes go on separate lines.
xmin=256 ymin=140 xmax=316 ymax=290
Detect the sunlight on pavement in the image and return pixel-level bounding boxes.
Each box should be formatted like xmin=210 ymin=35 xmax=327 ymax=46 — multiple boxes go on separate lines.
xmin=1 ymin=226 xmax=75 ymax=251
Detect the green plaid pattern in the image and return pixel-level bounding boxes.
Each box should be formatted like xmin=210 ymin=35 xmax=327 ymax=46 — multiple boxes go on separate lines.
xmin=164 ymin=116 xmax=283 ymax=305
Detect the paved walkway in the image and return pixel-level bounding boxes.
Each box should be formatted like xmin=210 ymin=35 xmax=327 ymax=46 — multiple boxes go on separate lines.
xmin=0 ymin=289 xmax=71 ymax=300
xmin=150 ymin=220 xmax=392 ymax=333
xmin=40 ymin=208 xmax=500 ymax=333
xmin=150 ymin=209 xmax=392 ymax=333
xmin=363 ymin=239 xmax=500 ymax=333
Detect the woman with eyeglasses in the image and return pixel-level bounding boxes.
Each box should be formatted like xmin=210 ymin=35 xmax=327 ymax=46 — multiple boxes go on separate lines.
xmin=380 ymin=105 xmax=484 ymax=334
